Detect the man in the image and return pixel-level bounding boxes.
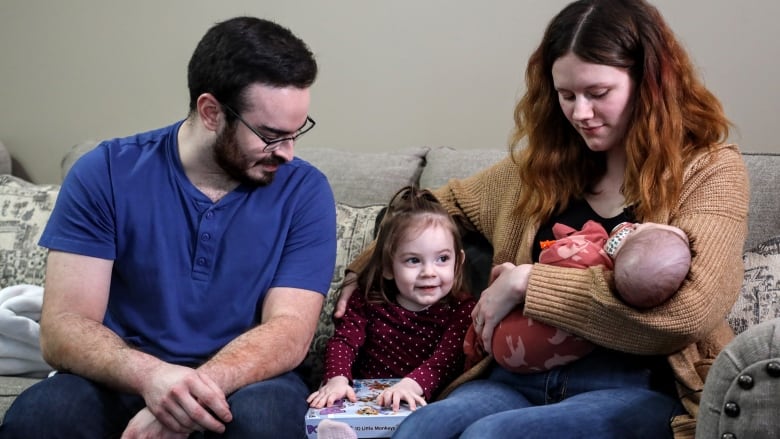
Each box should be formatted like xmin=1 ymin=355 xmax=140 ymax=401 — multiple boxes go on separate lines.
xmin=0 ymin=17 xmax=336 ymax=438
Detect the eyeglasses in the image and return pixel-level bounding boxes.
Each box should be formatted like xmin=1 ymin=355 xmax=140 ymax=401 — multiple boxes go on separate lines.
xmin=221 ymin=104 xmax=316 ymax=152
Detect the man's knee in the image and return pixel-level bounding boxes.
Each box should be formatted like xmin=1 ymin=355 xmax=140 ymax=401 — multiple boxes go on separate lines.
xmin=224 ymin=372 xmax=310 ymax=438
xmin=1 ymin=373 xmax=141 ymax=439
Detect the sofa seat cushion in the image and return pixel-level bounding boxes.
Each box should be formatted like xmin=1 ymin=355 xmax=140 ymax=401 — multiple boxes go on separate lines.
xmin=0 ymin=176 xmax=60 ymax=289
xmin=729 ymin=235 xmax=780 ymax=335
xmin=301 ymin=202 xmax=384 ymax=389
xmin=0 ymin=376 xmax=41 ymax=419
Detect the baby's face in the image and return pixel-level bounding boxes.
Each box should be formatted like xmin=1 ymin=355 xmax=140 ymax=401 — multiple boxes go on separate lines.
xmin=633 ymin=223 xmax=689 ymax=244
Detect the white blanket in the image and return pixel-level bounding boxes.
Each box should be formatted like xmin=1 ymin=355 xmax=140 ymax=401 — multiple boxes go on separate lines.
xmin=0 ymin=284 xmax=52 ymax=377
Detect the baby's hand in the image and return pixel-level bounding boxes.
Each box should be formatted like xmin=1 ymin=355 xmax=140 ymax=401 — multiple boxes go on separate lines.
xmin=376 ymin=377 xmax=426 ymax=412
xmin=307 ymin=376 xmax=356 ymax=408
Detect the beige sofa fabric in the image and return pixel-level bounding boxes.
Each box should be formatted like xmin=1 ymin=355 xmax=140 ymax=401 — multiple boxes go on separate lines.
xmin=728 ymin=236 xmax=780 ymax=334
xmin=0 ymin=176 xmax=60 ymax=289
xmin=302 ymin=203 xmax=385 ymax=387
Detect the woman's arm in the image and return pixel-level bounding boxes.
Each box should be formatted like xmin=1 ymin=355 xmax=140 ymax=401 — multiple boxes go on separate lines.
xmin=524 ymin=146 xmax=749 ymax=354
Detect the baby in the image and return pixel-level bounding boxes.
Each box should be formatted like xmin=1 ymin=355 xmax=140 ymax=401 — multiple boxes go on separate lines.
xmin=606 ymin=221 xmax=691 ymax=308
xmin=466 ymin=220 xmax=691 ymax=373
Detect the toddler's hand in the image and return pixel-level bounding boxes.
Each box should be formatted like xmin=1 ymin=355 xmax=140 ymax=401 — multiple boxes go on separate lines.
xmin=376 ymin=377 xmax=426 ymax=412
xmin=307 ymin=376 xmax=356 ymax=408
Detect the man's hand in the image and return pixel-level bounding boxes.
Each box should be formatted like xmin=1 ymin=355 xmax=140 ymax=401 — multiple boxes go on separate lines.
xmin=121 ymin=407 xmax=189 ymax=439
xmin=141 ymin=363 xmax=232 ymax=434
xmin=376 ymin=377 xmax=426 ymax=412
xmin=333 ymin=272 xmax=358 ymax=319
xmin=307 ymin=375 xmax=356 ymax=408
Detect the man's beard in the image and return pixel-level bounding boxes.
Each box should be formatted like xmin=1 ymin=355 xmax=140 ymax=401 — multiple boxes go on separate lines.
xmin=213 ymin=125 xmax=287 ymax=187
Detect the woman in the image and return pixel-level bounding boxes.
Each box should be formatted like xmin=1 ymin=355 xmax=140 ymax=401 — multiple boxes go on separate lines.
xmin=336 ymin=0 xmax=749 ymax=437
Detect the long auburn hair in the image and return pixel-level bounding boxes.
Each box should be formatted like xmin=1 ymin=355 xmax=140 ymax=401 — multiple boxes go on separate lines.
xmin=357 ymin=186 xmax=468 ymax=305
xmin=512 ymin=0 xmax=730 ymax=222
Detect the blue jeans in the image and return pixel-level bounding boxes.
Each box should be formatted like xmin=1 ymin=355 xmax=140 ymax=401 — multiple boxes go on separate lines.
xmin=0 ymin=370 xmax=311 ymax=438
xmin=393 ymin=348 xmax=684 ymax=439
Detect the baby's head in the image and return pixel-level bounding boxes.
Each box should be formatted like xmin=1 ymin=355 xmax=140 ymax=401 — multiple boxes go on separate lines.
xmin=613 ymin=223 xmax=691 ymax=308
xmin=359 ymin=186 xmax=467 ymax=309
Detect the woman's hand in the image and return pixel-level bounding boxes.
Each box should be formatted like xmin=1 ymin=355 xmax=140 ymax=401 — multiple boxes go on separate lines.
xmin=307 ymin=376 xmax=356 ymax=408
xmin=471 ymin=263 xmax=533 ymax=354
xmin=333 ymin=272 xmax=358 ymax=319
xmin=376 ymin=377 xmax=426 ymax=412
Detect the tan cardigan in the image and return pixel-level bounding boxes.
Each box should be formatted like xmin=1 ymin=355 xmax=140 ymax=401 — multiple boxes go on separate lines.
xmin=351 ymin=144 xmax=750 ymax=438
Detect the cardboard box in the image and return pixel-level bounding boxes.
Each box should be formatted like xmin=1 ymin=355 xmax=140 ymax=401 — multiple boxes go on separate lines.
xmin=305 ymin=378 xmax=412 ymax=438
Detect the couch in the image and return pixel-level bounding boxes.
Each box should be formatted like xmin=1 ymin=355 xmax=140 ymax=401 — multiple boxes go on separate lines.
xmin=0 ymin=140 xmax=778 ymax=437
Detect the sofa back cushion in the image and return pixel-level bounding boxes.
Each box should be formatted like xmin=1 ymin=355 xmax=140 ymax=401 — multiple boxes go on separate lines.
xmin=0 ymin=140 xmax=12 ymax=175
xmin=742 ymin=153 xmax=780 ymax=251
xmin=419 ymin=146 xmax=509 ymax=189
xmin=0 ymin=176 xmax=60 ymax=288
xmin=296 ymin=147 xmax=427 ymax=207
xmin=60 ymin=140 xmax=99 ymax=181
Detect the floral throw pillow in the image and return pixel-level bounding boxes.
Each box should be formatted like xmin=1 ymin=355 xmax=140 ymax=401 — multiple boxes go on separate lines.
xmin=728 ymin=235 xmax=780 ymax=334
xmin=300 ymin=202 xmax=384 ymax=389
xmin=0 ymin=176 xmax=60 ymax=288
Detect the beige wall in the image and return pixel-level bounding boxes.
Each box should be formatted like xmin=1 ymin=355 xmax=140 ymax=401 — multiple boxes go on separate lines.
xmin=1 ymin=0 xmax=778 ymax=183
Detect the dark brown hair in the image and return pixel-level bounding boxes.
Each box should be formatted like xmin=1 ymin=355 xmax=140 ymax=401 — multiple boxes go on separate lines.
xmin=187 ymin=16 xmax=317 ymax=115
xmin=512 ymin=0 xmax=729 ymax=222
xmin=357 ymin=186 xmax=467 ymax=305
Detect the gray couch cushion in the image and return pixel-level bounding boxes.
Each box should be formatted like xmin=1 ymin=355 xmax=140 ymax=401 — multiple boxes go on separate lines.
xmin=60 ymin=140 xmax=99 ymax=182
xmin=0 ymin=141 xmax=11 ymax=175
xmin=743 ymin=153 xmax=780 ymax=251
xmin=419 ymin=146 xmax=509 ymax=189
xmin=296 ymin=147 xmax=427 ymax=207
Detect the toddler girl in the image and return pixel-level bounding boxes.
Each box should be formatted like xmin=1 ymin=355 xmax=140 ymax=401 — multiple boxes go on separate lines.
xmin=308 ymin=186 xmax=475 ymax=439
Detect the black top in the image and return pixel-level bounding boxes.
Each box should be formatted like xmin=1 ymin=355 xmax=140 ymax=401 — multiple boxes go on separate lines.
xmin=532 ymin=198 xmax=634 ymax=262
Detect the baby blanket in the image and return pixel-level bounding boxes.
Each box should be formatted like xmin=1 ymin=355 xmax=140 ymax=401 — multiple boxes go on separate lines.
xmin=0 ymin=284 xmax=52 ymax=377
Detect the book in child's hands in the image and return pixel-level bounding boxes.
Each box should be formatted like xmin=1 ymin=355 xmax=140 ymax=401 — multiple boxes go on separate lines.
xmin=305 ymin=378 xmax=413 ymax=438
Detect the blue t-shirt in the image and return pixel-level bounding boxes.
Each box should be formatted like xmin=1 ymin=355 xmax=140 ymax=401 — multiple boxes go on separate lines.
xmin=39 ymin=121 xmax=337 ymax=365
